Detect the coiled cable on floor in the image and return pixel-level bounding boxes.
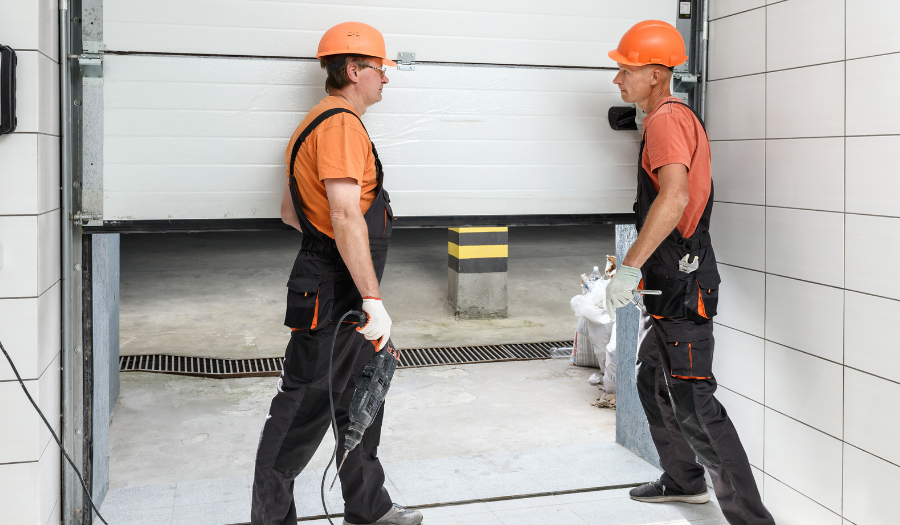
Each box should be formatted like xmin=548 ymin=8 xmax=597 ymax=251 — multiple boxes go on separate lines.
xmin=321 ymin=311 xmax=368 ymax=525
xmin=0 ymin=339 xmax=109 ymax=525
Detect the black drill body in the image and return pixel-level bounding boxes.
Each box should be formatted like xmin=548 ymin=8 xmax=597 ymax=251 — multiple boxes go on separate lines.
xmin=345 ymin=343 xmax=398 ymax=453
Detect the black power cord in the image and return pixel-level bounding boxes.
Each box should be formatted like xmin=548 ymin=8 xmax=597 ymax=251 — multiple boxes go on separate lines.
xmin=0 ymin=339 xmax=109 ymax=525
xmin=321 ymin=310 xmax=368 ymax=525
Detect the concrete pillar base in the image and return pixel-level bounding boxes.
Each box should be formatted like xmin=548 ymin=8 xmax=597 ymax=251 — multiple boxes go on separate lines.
xmin=449 ymin=269 xmax=508 ymax=319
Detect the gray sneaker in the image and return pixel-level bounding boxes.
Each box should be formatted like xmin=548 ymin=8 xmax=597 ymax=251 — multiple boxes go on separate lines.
xmin=629 ymin=479 xmax=710 ymax=504
xmin=343 ymin=504 xmax=423 ymax=525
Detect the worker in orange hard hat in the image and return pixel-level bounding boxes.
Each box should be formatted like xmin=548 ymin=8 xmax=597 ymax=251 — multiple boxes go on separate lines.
xmin=250 ymin=22 xmax=423 ymax=525
xmin=602 ymin=20 xmax=776 ymax=525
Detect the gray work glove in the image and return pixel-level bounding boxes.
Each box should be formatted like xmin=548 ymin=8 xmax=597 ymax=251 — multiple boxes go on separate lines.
xmin=604 ymin=265 xmax=641 ymax=322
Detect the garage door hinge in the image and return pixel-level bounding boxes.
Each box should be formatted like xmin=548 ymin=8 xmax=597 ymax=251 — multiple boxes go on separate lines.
xmin=397 ymin=52 xmax=415 ymax=71
xmin=73 ymin=211 xmax=101 ymax=225
xmin=71 ymin=41 xmax=104 ymax=85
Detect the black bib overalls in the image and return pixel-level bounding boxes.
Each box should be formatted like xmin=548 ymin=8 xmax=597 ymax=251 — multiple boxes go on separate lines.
xmin=634 ymin=101 xmax=775 ymax=525
xmin=251 ymin=108 xmax=395 ymax=525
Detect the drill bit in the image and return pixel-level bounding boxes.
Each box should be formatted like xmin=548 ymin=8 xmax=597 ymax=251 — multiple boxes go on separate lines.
xmin=330 ymin=450 xmax=349 ymax=491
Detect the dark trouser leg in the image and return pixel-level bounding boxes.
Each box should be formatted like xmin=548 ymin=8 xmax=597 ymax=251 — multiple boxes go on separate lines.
xmin=636 ymin=358 xmax=708 ymax=494
xmin=335 ymin=377 xmax=392 ymax=524
xmin=251 ymin=324 xmax=392 ymax=525
xmin=648 ymin=317 xmax=774 ymax=525
xmin=666 ymin=376 xmax=773 ymax=525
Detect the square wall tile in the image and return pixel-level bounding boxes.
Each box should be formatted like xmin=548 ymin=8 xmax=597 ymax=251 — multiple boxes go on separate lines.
xmin=707 ymin=74 xmax=766 ymax=140
xmin=710 ymin=203 xmax=765 ymax=271
xmin=37 ymin=282 xmax=61 ymax=378
xmin=37 ymin=210 xmax=60 ymax=296
xmin=764 ymin=475 xmax=843 ymax=525
xmin=37 ymin=135 xmax=60 ymax=214
xmin=846 ymin=214 xmax=900 ymax=300
xmin=0 ymin=215 xmax=39 ymax=298
xmin=0 ymin=461 xmax=39 ymax=525
xmin=709 ymin=8 xmax=766 ymax=81
xmin=846 ymin=136 xmax=900 ymax=218
xmin=766 ymin=0 xmax=844 ymax=71
xmin=765 ymin=275 xmax=844 ymax=363
xmin=847 ymin=53 xmax=900 ymax=136
xmin=844 ymin=368 xmax=900 ymax=467
xmin=38 ymin=426 xmax=60 ymax=525
xmin=766 ymin=207 xmax=844 ymax=288
xmin=0 ymin=134 xmax=60 ymax=216
xmin=765 ymin=342 xmax=843 ymax=439
xmin=714 ymin=387 xmax=764 ymax=468
xmin=843 ymin=444 xmax=900 ymax=525
xmin=0 ymin=0 xmax=58 ymax=61
xmin=767 ymin=63 xmax=845 ymax=139
xmin=845 ymin=291 xmax=900 ymax=384
xmin=766 ymin=138 xmax=844 ymax=212
xmin=751 ymin=465 xmax=764 ymax=497
xmin=764 ymin=409 xmax=843 ymax=513
xmin=711 ymin=140 xmax=765 ymax=205
xmin=715 ymin=264 xmax=766 ymax=337
xmin=0 ymin=133 xmax=39 ymax=215
xmin=710 ymin=0 xmax=765 ymax=20
xmin=0 ymin=354 xmax=59 ymax=464
xmin=712 ymin=324 xmax=765 ymax=402
xmin=847 ymin=0 xmax=900 ymax=59
xmin=0 ymin=296 xmax=40 ymax=380
xmin=14 ymin=51 xmax=60 ymax=135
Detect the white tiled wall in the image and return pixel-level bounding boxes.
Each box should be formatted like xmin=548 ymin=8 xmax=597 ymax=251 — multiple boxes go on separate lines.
xmin=708 ymin=1 xmax=900 ymax=521
xmin=0 ymin=1 xmax=62 ymax=523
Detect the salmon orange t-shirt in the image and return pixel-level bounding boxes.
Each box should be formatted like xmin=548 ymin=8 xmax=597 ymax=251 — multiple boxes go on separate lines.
xmin=286 ymin=96 xmax=378 ymax=239
xmin=641 ymin=96 xmax=712 ymax=238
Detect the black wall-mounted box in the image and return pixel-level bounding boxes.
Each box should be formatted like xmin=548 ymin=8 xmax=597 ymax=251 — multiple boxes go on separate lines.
xmin=0 ymin=45 xmax=17 ymax=135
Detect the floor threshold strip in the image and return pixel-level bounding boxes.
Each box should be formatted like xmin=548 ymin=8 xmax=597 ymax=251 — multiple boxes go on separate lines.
xmin=118 ymin=341 xmax=573 ymax=379
xmin=221 ymin=482 xmax=649 ymax=524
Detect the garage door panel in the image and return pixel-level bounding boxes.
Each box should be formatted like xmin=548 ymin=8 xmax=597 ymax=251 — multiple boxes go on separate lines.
xmin=105 ymin=0 xmax=673 ymax=67
xmin=103 ymin=51 xmax=640 ymax=220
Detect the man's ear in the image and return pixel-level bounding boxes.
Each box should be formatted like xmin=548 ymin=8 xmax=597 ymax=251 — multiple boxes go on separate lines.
xmin=346 ymin=61 xmax=360 ymax=83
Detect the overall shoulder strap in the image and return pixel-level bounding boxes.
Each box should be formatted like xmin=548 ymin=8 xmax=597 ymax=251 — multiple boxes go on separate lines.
xmin=288 ymin=107 xmax=364 ymax=174
xmin=654 ymin=100 xmax=707 ymax=135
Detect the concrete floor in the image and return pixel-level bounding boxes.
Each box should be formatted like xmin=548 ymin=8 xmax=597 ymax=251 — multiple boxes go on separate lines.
xmin=109 ymin=360 xmax=614 ymax=489
xmin=119 ymin=226 xmax=616 ymax=356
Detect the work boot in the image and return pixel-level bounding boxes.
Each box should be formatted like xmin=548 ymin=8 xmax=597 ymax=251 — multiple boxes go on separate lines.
xmin=343 ymin=504 xmax=423 ymax=525
xmin=629 ymin=479 xmax=710 ymax=504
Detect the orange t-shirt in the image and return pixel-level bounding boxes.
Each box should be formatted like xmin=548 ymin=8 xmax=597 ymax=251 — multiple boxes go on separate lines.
xmin=641 ymin=96 xmax=711 ymax=238
xmin=286 ymin=96 xmax=378 ymax=239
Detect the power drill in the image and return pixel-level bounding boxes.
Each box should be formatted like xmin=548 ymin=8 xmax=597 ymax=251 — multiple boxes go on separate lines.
xmin=329 ymin=311 xmax=398 ymax=490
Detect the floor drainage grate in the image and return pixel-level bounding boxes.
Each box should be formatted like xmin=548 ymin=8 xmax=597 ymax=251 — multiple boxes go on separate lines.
xmin=119 ymin=341 xmax=573 ymax=379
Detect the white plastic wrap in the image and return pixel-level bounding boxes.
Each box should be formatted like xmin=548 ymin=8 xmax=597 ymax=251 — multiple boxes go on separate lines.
xmin=604 ymin=326 xmax=617 ymax=395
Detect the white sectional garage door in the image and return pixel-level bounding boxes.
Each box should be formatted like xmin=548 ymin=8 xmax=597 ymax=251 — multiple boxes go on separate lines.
xmin=98 ymin=0 xmax=674 ymax=222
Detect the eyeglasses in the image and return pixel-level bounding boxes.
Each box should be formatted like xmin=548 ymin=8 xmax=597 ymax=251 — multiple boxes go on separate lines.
xmin=359 ymin=64 xmax=387 ymax=77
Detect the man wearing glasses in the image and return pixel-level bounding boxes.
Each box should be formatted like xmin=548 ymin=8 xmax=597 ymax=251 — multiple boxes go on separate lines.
xmin=251 ymin=22 xmax=422 ymax=525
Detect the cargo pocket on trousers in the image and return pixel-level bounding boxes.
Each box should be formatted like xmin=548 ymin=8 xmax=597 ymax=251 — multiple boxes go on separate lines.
xmin=284 ymin=329 xmax=320 ymax=383
xmin=685 ymin=270 xmax=721 ymax=325
xmin=660 ymin=320 xmax=713 ymax=380
xmin=284 ymin=276 xmax=322 ymax=330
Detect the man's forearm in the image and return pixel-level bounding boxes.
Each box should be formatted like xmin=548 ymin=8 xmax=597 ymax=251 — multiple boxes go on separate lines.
xmin=332 ymin=213 xmax=381 ymax=298
xmin=622 ymin=194 xmax=686 ymax=269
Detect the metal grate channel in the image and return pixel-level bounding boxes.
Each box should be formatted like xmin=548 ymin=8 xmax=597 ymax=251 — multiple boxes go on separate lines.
xmin=119 ymin=341 xmax=573 ymax=378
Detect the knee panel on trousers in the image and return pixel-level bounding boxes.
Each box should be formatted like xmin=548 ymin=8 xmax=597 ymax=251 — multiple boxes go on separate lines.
xmin=273 ymin=388 xmax=338 ymax=475
xmin=637 ymin=361 xmax=665 ymax=428
xmin=668 ymin=382 xmax=721 ymax=466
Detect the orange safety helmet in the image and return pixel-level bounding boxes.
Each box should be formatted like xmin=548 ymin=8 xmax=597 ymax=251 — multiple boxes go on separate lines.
xmin=316 ymin=22 xmax=397 ymax=67
xmin=608 ymin=20 xmax=687 ymax=67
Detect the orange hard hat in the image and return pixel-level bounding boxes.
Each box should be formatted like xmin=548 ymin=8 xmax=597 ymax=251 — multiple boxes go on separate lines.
xmin=316 ymin=22 xmax=397 ymax=67
xmin=608 ymin=20 xmax=687 ymax=67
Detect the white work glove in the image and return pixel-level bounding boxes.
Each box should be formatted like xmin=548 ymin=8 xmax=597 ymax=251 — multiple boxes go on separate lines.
xmin=603 ymin=265 xmax=642 ymax=322
xmin=358 ymin=297 xmax=392 ymax=350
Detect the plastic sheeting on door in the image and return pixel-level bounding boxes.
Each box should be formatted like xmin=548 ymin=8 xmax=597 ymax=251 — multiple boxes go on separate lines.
xmin=102 ymin=55 xmax=640 ymax=221
xmin=104 ymin=0 xmax=673 ymax=68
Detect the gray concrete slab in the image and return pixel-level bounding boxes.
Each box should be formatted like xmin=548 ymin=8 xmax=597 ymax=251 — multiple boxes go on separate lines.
xmin=100 ymin=444 xmax=729 ymax=525
xmin=108 ymin=359 xmax=614 ymax=490
xmin=119 ymin=226 xmax=615 ymax=357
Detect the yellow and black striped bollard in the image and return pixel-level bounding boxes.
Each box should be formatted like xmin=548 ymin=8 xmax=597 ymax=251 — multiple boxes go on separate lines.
xmin=448 ymin=227 xmax=508 ymax=319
